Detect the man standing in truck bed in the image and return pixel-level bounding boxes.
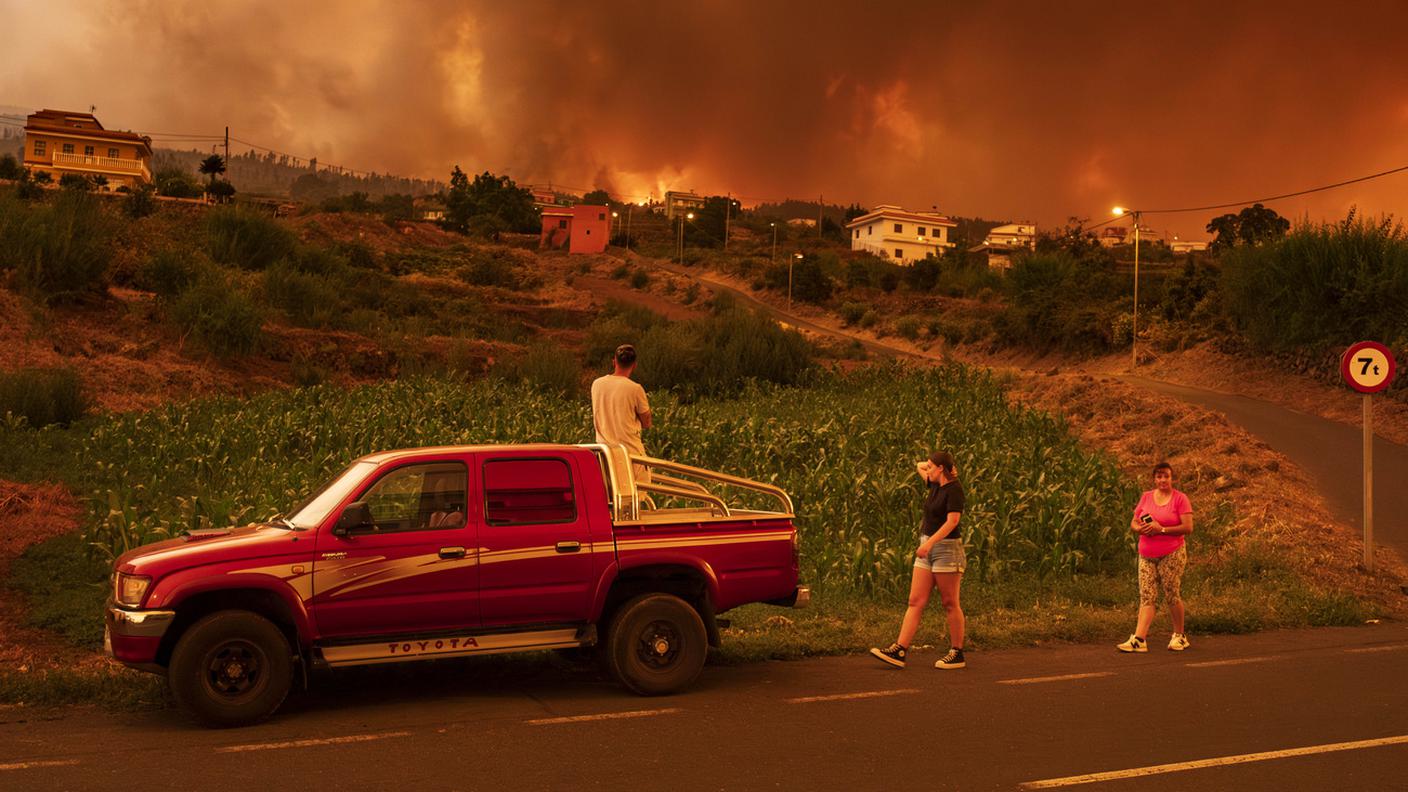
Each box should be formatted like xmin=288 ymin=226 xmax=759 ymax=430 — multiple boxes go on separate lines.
xmin=591 ymin=344 xmax=653 ymax=481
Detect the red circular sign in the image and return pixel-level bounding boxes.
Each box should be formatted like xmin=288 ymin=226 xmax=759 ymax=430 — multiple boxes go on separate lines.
xmin=1341 ymin=341 xmax=1397 ymax=394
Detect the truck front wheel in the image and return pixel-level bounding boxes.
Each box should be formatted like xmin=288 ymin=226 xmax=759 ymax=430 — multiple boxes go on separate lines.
xmin=606 ymin=593 xmax=707 ymax=696
xmin=168 ymin=610 xmax=293 ymax=728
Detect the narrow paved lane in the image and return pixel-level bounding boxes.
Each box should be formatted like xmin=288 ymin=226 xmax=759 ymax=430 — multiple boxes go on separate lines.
xmin=4 ymin=624 xmax=1405 ymax=790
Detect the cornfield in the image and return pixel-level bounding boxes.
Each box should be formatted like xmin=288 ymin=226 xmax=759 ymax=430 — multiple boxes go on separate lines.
xmin=80 ymin=364 xmax=1137 ymax=597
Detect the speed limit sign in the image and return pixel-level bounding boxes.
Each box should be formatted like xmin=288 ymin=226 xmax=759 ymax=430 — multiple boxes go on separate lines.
xmin=1341 ymin=341 xmax=1397 ymax=393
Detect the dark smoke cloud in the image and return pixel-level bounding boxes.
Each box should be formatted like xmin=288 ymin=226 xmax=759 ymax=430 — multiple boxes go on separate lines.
xmin=4 ymin=0 xmax=1407 ymax=236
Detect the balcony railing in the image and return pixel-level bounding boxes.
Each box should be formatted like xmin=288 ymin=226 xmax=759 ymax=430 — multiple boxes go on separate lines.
xmin=49 ymin=151 xmax=149 ymax=178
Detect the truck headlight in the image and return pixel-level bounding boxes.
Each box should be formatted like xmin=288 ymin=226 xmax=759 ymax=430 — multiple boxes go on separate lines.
xmin=115 ymin=574 xmax=151 ymax=607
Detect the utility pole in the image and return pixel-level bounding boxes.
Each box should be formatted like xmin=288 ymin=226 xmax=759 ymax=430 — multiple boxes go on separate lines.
xmin=1131 ymin=212 xmax=1141 ymax=370
xmin=224 ymin=126 xmax=230 ymax=168
xmin=724 ymin=192 xmax=731 ymax=252
xmin=817 ymin=194 xmax=824 ymax=238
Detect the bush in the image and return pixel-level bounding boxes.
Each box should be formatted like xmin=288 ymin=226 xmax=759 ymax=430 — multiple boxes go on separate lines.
xmin=636 ymin=308 xmax=814 ymax=398
xmin=135 ymin=250 xmax=213 ymax=300
xmin=0 ymin=367 xmax=88 ymax=428
xmin=154 ymin=167 xmax=203 ymax=199
xmin=493 ymin=343 xmax=582 ymax=396
xmin=839 ymin=302 xmax=867 ymax=326
xmin=896 ymin=315 xmax=922 ymax=340
xmin=58 ymin=173 xmax=93 ymax=191
xmin=610 ymin=263 xmax=630 ymax=280
xmin=171 ymin=277 xmax=263 ymax=356
xmin=0 ymin=154 xmax=24 ymax=180
xmin=859 ymin=309 xmax=878 ymax=329
xmin=458 ymin=252 xmax=518 ymax=288
xmin=0 ymin=188 xmax=112 ymax=302
xmin=262 ymin=262 xmax=343 ymax=328
xmin=205 ymin=205 xmax=298 ymax=270
xmin=206 ymin=180 xmax=236 ymax=203
xmin=1221 ymin=213 xmax=1408 ymax=352
xmin=124 ymin=184 xmax=157 ymax=219
xmin=629 ymin=269 xmax=650 ymax=289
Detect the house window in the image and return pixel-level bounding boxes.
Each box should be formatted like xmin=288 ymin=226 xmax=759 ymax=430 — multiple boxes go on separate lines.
xmin=585 ymin=229 xmax=591 ymax=235
xmin=107 ymin=148 xmax=119 ymax=158
xmin=84 ymin=145 xmax=94 ymax=156
xmin=867 ymin=226 xmax=873 ymax=236
xmin=918 ymin=227 xmax=926 ymax=236
xmin=598 ymin=213 xmax=605 ymax=221
xmin=484 ymin=458 xmax=577 ymax=526
xmin=33 ymin=140 xmax=46 ymax=157
xmin=558 ymin=219 xmax=568 ymax=229
xmin=895 ymin=248 xmax=904 ymax=259
xmin=62 ymin=143 xmax=74 ymax=154
xmin=893 ymin=223 xmax=903 ymax=233
xmin=853 ymin=230 xmax=859 ymax=239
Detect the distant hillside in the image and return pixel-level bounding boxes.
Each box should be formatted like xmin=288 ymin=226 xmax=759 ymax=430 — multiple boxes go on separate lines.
xmin=153 ymin=148 xmax=443 ymax=199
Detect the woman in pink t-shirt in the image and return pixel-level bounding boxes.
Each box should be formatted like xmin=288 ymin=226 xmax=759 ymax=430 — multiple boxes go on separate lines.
xmin=1116 ymin=461 xmax=1194 ymax=653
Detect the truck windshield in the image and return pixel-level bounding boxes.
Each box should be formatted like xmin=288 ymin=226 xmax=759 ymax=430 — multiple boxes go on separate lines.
xmin=287 ymin=461 xmax=378 ymax=529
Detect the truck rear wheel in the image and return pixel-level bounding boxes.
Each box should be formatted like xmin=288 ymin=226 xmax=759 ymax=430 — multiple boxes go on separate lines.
xmin=606 ymin=593 xmax=707 ymax=696
xmin=168 ymin=610 xmax=293 ymax=728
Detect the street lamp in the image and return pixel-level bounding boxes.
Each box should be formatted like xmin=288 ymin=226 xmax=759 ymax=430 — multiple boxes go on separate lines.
xmin=789 ymin=252 xmax=803 ymax=312
xmin=1113 ymin=206 xmax=1142 ymax=370
xmin=770 ymin=222 xmax=778 ymax=264
xmin=611 ymin=211 xmax=619 ymax=248
xmin=678 ymin=211 xmax=695 ymax=265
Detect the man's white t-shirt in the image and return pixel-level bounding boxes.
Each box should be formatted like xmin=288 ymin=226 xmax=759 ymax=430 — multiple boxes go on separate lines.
xmin=591 ymin=374 xmax=650 ymax=455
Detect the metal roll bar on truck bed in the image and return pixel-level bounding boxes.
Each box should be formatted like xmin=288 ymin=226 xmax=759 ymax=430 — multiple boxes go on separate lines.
xmin=584 ymin=444 xmax=794 ymax=524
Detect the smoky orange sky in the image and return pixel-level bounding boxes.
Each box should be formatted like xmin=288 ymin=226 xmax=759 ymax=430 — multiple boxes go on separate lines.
xmin=4 ymin=0 xmax=1408 ymax=238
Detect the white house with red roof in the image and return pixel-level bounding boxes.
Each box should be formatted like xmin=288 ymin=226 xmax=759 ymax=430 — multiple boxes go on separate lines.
xmin=845 ymin=205 xmax=957 ymax=264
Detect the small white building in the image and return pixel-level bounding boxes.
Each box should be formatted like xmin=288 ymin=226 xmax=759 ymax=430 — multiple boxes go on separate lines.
xmin=983 ymin=223 xmax=1036 ymax=249
xmin=845 ymin=205 xmax=956 ymax=264
xmin=1170 ymin=239 xmax=1209 ymax=254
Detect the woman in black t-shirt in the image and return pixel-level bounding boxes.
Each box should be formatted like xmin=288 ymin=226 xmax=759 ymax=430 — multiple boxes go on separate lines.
xmin=870 ymin=451 xmax=968 ymax=670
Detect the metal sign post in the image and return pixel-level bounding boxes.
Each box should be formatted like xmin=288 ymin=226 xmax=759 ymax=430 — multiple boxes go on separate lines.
xmin=1341 ymin=341 xmax=1398 ymax=572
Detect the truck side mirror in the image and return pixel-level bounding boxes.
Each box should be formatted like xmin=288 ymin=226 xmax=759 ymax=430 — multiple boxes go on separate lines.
xmin=333 ymin=501 xmax=373 ymax=537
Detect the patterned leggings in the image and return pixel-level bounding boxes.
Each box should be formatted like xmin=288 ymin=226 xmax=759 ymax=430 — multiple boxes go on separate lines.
xmin=1138 ymin=546 xmax=1187 ymax=606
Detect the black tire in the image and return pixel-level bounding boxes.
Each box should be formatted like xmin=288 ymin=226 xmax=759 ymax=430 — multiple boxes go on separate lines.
xmin=605 ymin=593 xmax=707 ymax=696
xmin=168 ymin=610 xmax=293 ymax=728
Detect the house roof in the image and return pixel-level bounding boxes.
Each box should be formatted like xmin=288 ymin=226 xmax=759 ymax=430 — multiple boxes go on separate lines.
xmin=846 ymin=205 xmax=956 ymax=229
xmin=25 ymin=109 xmax=152 ymax=151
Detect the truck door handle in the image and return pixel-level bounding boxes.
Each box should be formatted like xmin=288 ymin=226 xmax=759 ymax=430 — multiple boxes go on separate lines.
xmin=438 ymin=546 xmax=467 ymax=559
xmin=556 ymin=541 xmax=581 ymax=553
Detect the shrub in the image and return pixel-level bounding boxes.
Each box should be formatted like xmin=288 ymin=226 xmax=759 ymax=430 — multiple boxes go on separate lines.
xmin=629 ymin=269 xmax=650 ymax=289
xmin=262 ymin=262 xmax=343 ymax=328
xmin=206 ymin=180 xmax=236 ymax=203
xmin=845 ymin=259 xmax=871 ymax=289
xmin=0 ymin=367 xmax=88 ymax=428
xmin=493 ymin=343 xmax=582 ymax=396
xmin=896 ymin=315 xmax=922 ymax=340
xmin=458 ymin=253 xmax=517 ymax=288
xmin=154 ymin=167 xmax=203 ymax=199
xmin=58 ymin=173 xmax=93 ymax=191
xmin=124 ymin=184 xmax=157 ymax=219
xmin=610 ymin=263 xmax=630 ymax=280
xmin=1221 ymin=213 xmax=1408 ymax=352
xmin=136 ymin=250 xmax=214 ymax=300
xmin=340 ymin=241 xmax=378 ymax=270
xmin=171 ymin=277 xmax=263 ymax=356
xmin=0 ymin=154 xmax=24 ymax=180
xmin=205 ymin=205 xmax=297 ymax=270
xmin=839 ymin=302 xmax=867 ymax=326
xmin=0 ymin=189 xmax=112 ymax=302
xmin=636 ymin=308 xmax=814 ymax=398
xmin=859 ymin=309 xmax=878 ymax=329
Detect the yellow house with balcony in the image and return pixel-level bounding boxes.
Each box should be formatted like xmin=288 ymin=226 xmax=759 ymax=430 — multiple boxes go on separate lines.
xmin=22 ymin=109 xmax=153 ymax=190
xmin=845 ymin=204 xmax=957 ymax=264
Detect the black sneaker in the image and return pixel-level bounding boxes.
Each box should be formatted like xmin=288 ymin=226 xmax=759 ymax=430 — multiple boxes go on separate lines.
xmin=869 ymin=642 xmax=908 ymax=668
xmin=934 ymin=647 xmax=966 ymax=669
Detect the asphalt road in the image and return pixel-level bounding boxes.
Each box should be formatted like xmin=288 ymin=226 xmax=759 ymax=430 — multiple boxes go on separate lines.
xmin=1121 ymin=376 xmax=1408 ymax=565
xmin=4 ymin=624 xmax=1406 ymax=791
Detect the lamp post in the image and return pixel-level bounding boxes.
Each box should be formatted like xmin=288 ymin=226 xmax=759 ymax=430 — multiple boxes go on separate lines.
xmin=611 ymin=211 xmax=619 ymax=248
xmin=1113 ymin=207 xmax=1142 ymax=370
xmin=770 ymin=222 xmax=778 ymax=264
xmin=789 ymin=252 xmax=804 ymax=311
xmin=678 ymin=211 xmax=694 ymax=265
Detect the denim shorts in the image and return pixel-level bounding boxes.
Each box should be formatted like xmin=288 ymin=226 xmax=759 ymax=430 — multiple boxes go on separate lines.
xmin=914 ymin=536 xmax=966 ymax=573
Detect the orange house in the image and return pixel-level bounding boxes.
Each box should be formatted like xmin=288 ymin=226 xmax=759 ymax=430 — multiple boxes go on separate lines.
xmin=22 ymin=109 xmax=153 ymax=190
xmin=540 ymin=204 xmax=610 ymax=254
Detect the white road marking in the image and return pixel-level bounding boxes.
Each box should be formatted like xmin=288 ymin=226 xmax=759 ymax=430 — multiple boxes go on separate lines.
xmin=786 ymin=688 xmax=920 ymax=704
xmin=0 ymin=759 xmax=80 ymax=771
xmin=1346 ymin=644 xmax=1408 ymax=654
xmin=1019 ymin=734 xmax=1408 ymax=788
xmin=527 ymin=708 xmax=681 ymax=725
xmin=997 ymin=672 xmax=1114 ymax=686
xmin=1185 ymin=656 xmax=1275 ymax=668
xmin=215 ymin=731 xmax=412 ymax=753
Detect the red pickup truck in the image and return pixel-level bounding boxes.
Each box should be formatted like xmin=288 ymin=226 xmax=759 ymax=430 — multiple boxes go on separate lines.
xmin=105 ymin=443 xmax=807 ymax=727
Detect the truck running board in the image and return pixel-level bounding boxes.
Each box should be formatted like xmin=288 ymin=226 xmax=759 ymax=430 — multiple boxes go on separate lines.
xmin=320 ymin=627 xmax=587 ymax=668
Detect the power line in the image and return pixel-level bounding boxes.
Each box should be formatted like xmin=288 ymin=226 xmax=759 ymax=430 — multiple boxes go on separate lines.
xmin=1126 ymin=162 xmax=1408 ymax=216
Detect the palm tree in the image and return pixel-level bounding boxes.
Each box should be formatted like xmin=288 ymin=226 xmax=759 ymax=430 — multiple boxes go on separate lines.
xmin=198 ymin=154 xmax=226 ymax=186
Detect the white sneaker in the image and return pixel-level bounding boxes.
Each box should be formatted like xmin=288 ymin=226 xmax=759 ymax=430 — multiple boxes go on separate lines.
xmin=1116 ymin=635 xmax=1148 ymax=653
xmin=1168 ymin=633 xmax=1190 ymax=651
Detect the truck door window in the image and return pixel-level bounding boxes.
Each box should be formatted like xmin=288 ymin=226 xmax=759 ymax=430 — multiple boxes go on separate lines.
xmin=359 ymin=462 xmax=468 ymax=533
xmin=484 ymin=458 xmax=576 ymax=526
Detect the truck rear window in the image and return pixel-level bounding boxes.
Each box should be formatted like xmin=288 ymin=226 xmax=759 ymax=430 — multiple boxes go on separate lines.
xmin=483 ymin=458 xmax=576 ymax=526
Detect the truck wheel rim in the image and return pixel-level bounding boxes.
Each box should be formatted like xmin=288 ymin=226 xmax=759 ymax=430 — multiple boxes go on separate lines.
xmin=636 ymin=620 xmax=680 ymax=670
xmin=203 ymin=639 xmax=266 ymax=700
